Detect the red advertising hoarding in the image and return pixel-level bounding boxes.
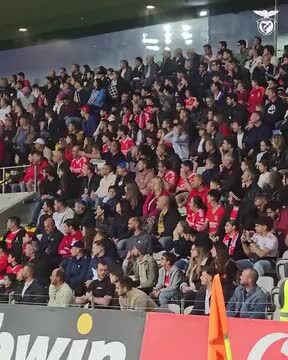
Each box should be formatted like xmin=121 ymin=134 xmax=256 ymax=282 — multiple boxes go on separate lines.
xmin=140 ymin=313 xmax=288 ymax=360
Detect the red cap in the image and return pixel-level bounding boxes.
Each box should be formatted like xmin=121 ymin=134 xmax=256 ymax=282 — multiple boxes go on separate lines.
xmin=80 ymin=105 xmax=91 ymax=114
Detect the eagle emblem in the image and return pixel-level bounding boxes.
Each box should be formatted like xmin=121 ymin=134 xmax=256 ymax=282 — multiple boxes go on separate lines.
xmin=254 ymin=10 xmax=279 ymax=36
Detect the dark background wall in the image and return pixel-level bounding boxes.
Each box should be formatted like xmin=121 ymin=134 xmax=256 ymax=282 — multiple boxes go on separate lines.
xmin=0 ymin=4 xmax=287 ymax=82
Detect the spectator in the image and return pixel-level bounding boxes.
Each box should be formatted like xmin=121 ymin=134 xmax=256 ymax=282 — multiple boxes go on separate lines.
xmin=53 ymin=198 xmax=74 ymax=234
xmin=123 ymin=242 xmax=158 ymax=294
xmin=39 ymin=217 xmax=63 ymax=268
xmin=6 ymin=251 xmax=23 ymax=277
xmin=221 ymin=220 xmax=245 ymax=260
xmin=76 ymin=261 xmax=114 ymax=308
xmin=58 ymin=219 xmax=83 ymax=258
xmin=80 ymin=105 xmax=98 ymax=137
xmin=237 ymin=216 xmax=278 ymax=276
xmin=86 ymin=240 xmax=114 ymax=284
xmin=74 ymin=200 xmax=95 ymax=228
xmin=3 ymin=216 xmax=26 ymax=261
xmin=163 ymin=125 xmax=190 ymax=160
xmin=135 ymin=158 xmax=154 ymax=196
xmin=61 ymin=240 xmax=89 ymax=296
xmin=0 ymin=242 xmax=8 ymax=280
xmin=0 ymin=273 xmax=17 ymax=303
xmin=116 ymin=276 xmax=158 ymax=312
xmin=227 ymin=268 xmax=267 ymax=319
xmin=151 ymin=195 xmax=182 ymax=251
xmin=14 ymin=263 xmax=46 ymax=305
xmin=124 ymin=181 xmax=144 ymax=217
xmin=48 ymin=268 xmax=74 ymax=307
xmin=116 ymin=217 xmax=152 ymax=259
xmin=202 ymin=189 xmax=225 ymax=236
xmin=70 ymin=145 xmax=88 ymax=177
xmin=150 ymin=252 xmax=183 ymax=307
xmin=191 ymin=267 xmax=219 ymax=315
xmin=186 ymin=196 xmax=206 ymax=231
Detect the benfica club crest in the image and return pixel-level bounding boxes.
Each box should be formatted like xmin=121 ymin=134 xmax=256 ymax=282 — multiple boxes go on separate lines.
xmin=254 ymin=10 xmax=279 ymax=36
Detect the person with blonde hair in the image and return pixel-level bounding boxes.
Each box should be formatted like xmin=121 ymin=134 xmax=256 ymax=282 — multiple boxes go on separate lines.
xmin=142 ymin=176 xmax=169 ymax=217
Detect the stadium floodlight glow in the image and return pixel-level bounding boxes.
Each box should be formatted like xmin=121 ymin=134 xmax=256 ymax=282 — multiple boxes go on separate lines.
xmin=181 ymin=32 xmax=192 ymax=40
xmin=146 ymin=5 xmax=155 ymax=9
xmin=19 ymin=28 xmax=28 ymax=32
xmin=164 ymin=47 xmax=171 ymax=51
xmin=185 ymin=39 xmax=193 ymax=45
xmin=182 ymin=24 xmax=191 ymax=31
xmin=163 ymin=24 xmax=171 ymax=31
xmin=142 ymin=38 xmax=159 ymax=44
xmin=199 ymin=10 xmax=208 ymax=17
xmin=165 ymin=38 xmax=172 ymax=44
xmin=146 ymin=45 xmax=160 ymax=51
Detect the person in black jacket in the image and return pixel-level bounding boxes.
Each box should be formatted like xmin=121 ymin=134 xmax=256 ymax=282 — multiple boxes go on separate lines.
xmin=81 ymin=163 xmax=101 ymax=196
xmin=3 ymin=217 xmax=26 ymax=262
xmin=39 ymin=218 xmax=63 ymax=269
xmin=0 ymin=273 xmax=18 ymax=303
xmin=13 ymin=263 xmax=47 ymax=305
xmin=159 ymin=50 xmax=177 ymax=78
xmin=151 ymin=195 xmax=182 ymax=251
xmin=74 ymin=200 xmax=96 ymax=228
xmin=61 ymin=241 xmax=90 ymax=296
xmin=24 ymin=241 xmax=51 ymax=286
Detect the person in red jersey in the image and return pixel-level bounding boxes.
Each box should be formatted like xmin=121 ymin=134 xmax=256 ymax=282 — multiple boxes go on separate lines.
xmin=202 ymin=189 xmax=225 ymax=236
xmin=247 ymin=79 xmax=265 ymax=113
xmin=6 ymin=251 xmax=23 ymax=277
xmin=176 ymin=160 xmax=195 ymax=194
xmin=70 ymin=145 xmax=88 ymax=177
xmin=58 ymin=219 xmax=83 ymax=258
xmin=186 ymin=196 xmax=206 ymax=231
xmin=133 ymin=103 xmax=151 ymax=129
xmin=0 ymin=242 xmax=8 ymax=280
xmin=117 ymin=124 xmax=134 ymax=156
xmin=187 ymin=174 xmax=209 ymax=206
xmin=158 ymin=159 xmax=179 ymax=193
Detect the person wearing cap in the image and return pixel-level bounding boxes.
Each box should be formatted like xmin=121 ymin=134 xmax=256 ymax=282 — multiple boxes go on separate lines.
xmin=34 ymin=137 xmax=52 ymax=162
xmin=237 ymin=216 xmax=278 ymax=276
xmin=80 ymin=104 xmax=98 ymax=137
xmin=61 ymin=240 xmax=89 ymax=296
xmin=123 ymin=242 xmax=158 ymax=294
xmin=20 ymin=86 xmax=35 ymax=110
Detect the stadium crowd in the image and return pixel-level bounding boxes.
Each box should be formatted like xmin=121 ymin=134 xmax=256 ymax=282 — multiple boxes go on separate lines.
xmin=0 ymin=35 xmax=288 ymax=317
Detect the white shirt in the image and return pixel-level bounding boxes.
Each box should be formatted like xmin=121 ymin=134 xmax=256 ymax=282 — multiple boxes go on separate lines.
xmin=22 ymin=280 xmax=34 ymax=297
xmin=205 ymin=288 xmax=211 ymax=315
xmin=0 ymin=105 xmax=11 ymax=120
xmin=252 ymin=232 xmax=278 ymax=258
xmin=53 ymin=207 xmax=75 ymax=233
xmin=96 ymin=172 xmax=116 ymax=198
xmin=257 ymin=172 xmax=271 ymax=189
xmin=237 ymin=132 xmax=244 ymax=150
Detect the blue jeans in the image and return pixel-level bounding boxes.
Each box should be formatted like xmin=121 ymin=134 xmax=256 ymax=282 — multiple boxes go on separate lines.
xmin=236 ymin=259 xmax=275 ymax=276
xmin=159 ymin=290 xmax=175 ymax=307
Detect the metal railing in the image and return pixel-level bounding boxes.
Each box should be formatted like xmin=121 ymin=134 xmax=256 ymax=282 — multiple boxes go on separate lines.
xmin=0 ymin=165 xmax=37 ymax=194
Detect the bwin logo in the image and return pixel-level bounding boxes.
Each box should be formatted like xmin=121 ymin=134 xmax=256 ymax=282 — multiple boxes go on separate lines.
xmin=254 ymin=10 xmax=279 ymax=36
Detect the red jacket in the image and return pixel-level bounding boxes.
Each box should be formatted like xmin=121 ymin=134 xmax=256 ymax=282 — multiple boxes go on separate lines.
xmin=248 ymin=86 xmax=265 ymax=113
xmin=58 ymin=231 xmax=83 ymax=257
xmin=0 ymin=254 xmax=8 ymax=280
xmin=23 ymin=159 xmax=49 ymax=183
xmin=6 ymin=263 xmax=23 ymax=276
xmin=142 ymin=190 xmax=170 ymax=217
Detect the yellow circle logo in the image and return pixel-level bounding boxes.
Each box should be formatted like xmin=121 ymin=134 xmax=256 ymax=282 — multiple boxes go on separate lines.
xmin=77 ymin=313 xmax=93 ymax=335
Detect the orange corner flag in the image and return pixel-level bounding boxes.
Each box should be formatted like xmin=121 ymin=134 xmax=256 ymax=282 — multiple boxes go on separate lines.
xmin=208 ymin=274 xmax=232 ymax=360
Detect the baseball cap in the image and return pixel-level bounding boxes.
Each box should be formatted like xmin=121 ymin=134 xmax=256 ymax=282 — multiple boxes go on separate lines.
xmin=117 ymin=162 xmax=128 ymax=170
xmin=80 ymin=105 xmax=91 ymax=114
xmin=33 ymin=138 xmax=45 ymax=146
xmin=71 ymin=240 xmax=84 ymax=249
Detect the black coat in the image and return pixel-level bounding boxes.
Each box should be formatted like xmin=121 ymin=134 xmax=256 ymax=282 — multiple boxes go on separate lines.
xmin=39 ymin=229 xmax=63 ymax=269
xmin=3 ymin=228 xmax=26 ymax=262
xmin=27 ymin=254 xmax=51 ymax=286
xmin=81 ymin=174 xmax=102 ymax=195
xmin=14 ymin=280 xmax=47 ymax=305
xmin=151 ymin=208 xmax=182 ymax=237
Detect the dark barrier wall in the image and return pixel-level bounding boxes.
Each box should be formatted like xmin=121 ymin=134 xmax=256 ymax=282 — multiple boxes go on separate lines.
xmin=0 ymin=305 xmax=145 ymax=360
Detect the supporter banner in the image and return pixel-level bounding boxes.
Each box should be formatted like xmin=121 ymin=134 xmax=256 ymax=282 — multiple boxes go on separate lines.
xmin=140 ymin=313 xmax=288 ymax=360
xmin=0 ymin=305 xmax=145 ymax=360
